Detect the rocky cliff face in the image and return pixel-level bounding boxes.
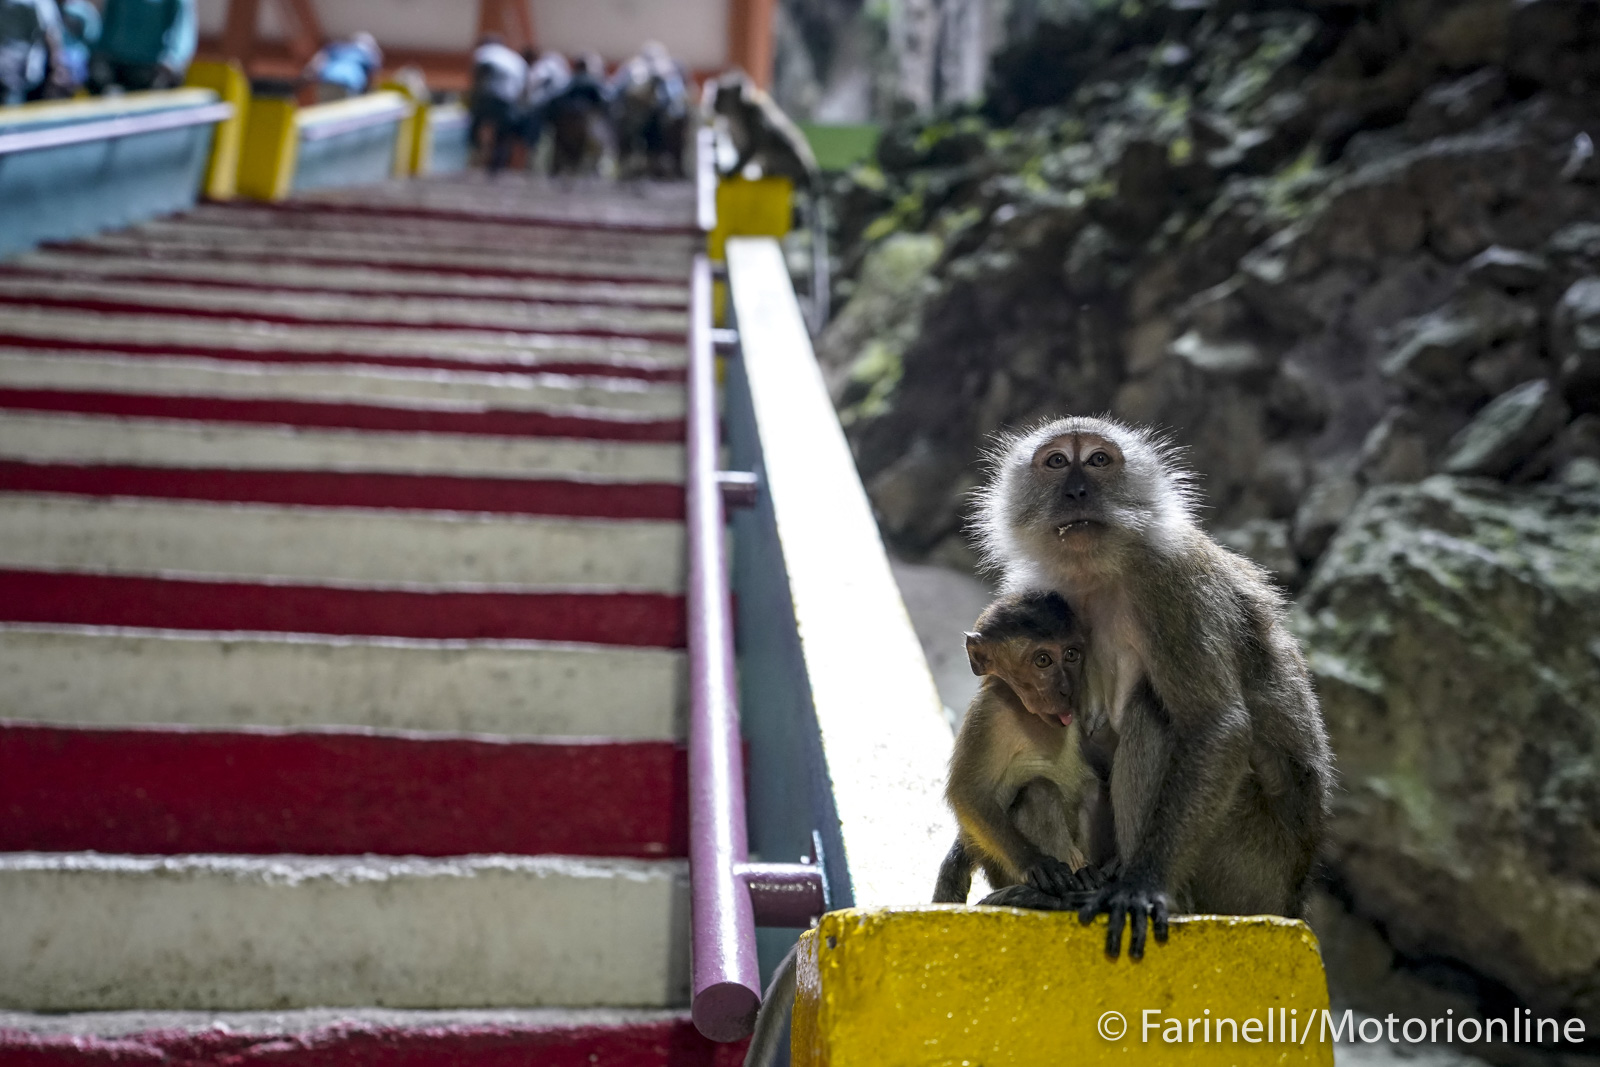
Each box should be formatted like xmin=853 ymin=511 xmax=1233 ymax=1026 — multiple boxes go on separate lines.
xmin=821 ymin=0 xmax=1600 ymax=577
xmin=817 ymin=0 xmax=1600 ymax=1049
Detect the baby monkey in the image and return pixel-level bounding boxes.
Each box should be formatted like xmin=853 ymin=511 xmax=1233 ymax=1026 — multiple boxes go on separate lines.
xmin=934 ymin=590 xmax=1108 ymax=906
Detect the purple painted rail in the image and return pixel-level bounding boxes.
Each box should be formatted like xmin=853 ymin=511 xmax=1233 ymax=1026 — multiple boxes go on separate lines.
xmin=685 ymin=132 xmax=826 ymax=1040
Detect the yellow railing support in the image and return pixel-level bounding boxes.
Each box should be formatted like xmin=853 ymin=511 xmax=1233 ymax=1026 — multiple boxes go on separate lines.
xmin=380 ymin=81 xmax=423 ymax=177
xmin=709 ymin=175 xmax=793 ymax=261
xmin=183 ymin=59 xmax=248 ymax=200
xmin=793 ymin=908 xmax=1334 ymax=1066
xmin=236 ymin=96 xmax=298 ymax=202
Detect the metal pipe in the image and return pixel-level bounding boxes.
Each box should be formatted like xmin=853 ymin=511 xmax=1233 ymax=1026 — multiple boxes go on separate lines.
xmin=738 ymin=862 xmax=827 ymax=928
xmin=299 ymin=101 xmax=411 ymax=142
xmin=0 ymin=103 xmax=233 ymax=158
xmin=686 ymin=252 xmax=761 ymax=1043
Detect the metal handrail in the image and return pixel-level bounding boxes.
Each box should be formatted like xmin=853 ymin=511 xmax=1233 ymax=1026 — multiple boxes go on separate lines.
xmin=299 ymin=100 xmax=410 ymax=143
xmin=687 ymin=130 xmax=825 ymax=1042
xmin=0 ymin=103 xmax=233 ymax=158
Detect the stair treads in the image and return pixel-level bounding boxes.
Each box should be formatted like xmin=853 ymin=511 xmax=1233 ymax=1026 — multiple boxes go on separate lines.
xmin=0 ymin=1009 xmax=745 ymax=1066
xmin=0 ymin=292 xmax=686 ymax=343
xmin=0 ymin=307 xmax=685 ymax=362
xmin=0 ymin=389 xmax=683 ymax=441
xmin=0 ymin=629 xmax=685 ymax=738
xmin=0 ymin=853 xmax=690 ymax=1010
xmin=6 ymin=256 xmax=691 ymax=307
xmin=0 ymin=274 xmax=691 ymax=331
xmin=75 ymin=233 xmax=691 ymax=280
xmin=44 ymin=239 xmax=695 ymax=286
xmin=0 ymin=331 xmax=687 ymax=381
xmin=0 ymin=463 xmax=686 ymax=519
xmin=0 ymin=570 xmax=687 ymax=647
xmin=0 ymin=725 xmax=688 ymax=858
xmin=258 ymin=197 xmax=699 ymax=234
xmin=0 ymin=352 xmax=687 ymax=417
xmin=0 ymin=494 xmax=686 ymax=590
xmin=0 ymin=413 xmax=686 ymax=482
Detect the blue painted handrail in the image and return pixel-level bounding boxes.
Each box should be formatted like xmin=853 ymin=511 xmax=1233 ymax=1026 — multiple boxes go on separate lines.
xmin=299 ymin=99 xmax=410 ymax=143
xmin=0 ymin=102 xmax=232 ymax=158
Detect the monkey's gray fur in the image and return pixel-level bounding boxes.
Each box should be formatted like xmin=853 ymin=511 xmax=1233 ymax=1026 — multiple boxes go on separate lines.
xmin=975 ymin=414 xmax=1334 ymax=958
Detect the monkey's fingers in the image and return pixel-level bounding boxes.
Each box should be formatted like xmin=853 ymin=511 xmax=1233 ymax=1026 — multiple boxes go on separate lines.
xmin=1128 ymin=901 xmax=1149 ymax=960
xmin=1152 ymin=898 xmax=1170 ymax=943
xmin=1104 ymin=901 xmax=1127 ymax=958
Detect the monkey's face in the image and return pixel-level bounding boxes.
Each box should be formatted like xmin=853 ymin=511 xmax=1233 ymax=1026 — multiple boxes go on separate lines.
xmin=968 ymin=633 xmax=1086 ymax=727
xmin=978 ymin=415 xmax=1197 ymax=564
xmin=1000 ymin=638 xmax=1086 ymax=727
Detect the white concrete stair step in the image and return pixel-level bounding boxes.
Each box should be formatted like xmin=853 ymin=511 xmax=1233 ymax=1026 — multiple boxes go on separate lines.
xmin=64 ymin=235 xmax=692 ymax=280
xmin=0 ymin=412 xmax=685 ymax=481
xmin=0 ymin=277 xmax=689 ymax=334
xmin=0 ymin=308 xmax=686 ymax=368
xmin=0 ymin=853 xmax=689 ymax=1011
xmin=0 ymin=351 xmax=687 ymax=417
xmin=0 ymin=494 xmax=686 ymax=590
xmin=0 ymin=628 xmax=683 ymax=737
xmin=12 ymin=251 xmax=689 ymax=305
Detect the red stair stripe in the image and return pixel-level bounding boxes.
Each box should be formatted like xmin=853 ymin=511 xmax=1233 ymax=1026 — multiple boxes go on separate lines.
xmin=0 ymin=462 xmax=687 ymax=519
xmin=0 ymin=570 xmax=687 ymax=647
xmin=0 ymin=388 xmax=684 ymax=441
xmin=0 ymin=293 xmax=687 ymax=343
xmin=0 ymin=725 xmax=687 ymax=857
xmin=0 ymin=332 xmax=687 ymax=382
xmin=0 ymin=1021 xmax=748 ymax=1066
xmin=42 ymin=241 xmax=690 ymax=286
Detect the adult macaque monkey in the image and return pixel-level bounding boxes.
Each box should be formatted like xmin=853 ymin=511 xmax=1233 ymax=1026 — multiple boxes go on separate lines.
xmin=933 ymin=590 xmax=1105 ymax=904
xmin=977 ymin=415 xmax=1333 ymax=959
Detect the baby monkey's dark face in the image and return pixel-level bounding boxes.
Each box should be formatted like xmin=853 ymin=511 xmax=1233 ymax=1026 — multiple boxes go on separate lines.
xmin=965 ymin=591 xmax=1089 ymax=729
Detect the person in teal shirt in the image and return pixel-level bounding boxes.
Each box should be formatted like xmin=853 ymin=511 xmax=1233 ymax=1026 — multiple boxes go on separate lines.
xmin=90 ymin=0 xmax=195 ymax=92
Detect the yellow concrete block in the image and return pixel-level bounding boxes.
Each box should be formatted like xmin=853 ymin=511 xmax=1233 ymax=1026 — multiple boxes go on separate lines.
xmin=793 ymin=907 xmax=1333 ymax=1067
xmin=709 ymin=176 xmax=794 ymax=262
xmin=184 ymin=60 xmax=249 ymax=200
xmin=236 ymin=96 xmax=298 ymax=202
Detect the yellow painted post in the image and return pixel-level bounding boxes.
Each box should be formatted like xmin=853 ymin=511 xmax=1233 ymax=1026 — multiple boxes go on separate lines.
xmin=183 ymin=60 xmax=249 ymax=200
xmin=380 ymin=81 xmax=423 ymax=177
xmin=409 ymin=103 xmax=433 ymax=176
xmin=236 ymin=96 xmax=299 ymax=202
xmin=709 ymin=176 xmax=794 ymax=321
xmin=793 ymin=908 xmax=1334 ymax=1067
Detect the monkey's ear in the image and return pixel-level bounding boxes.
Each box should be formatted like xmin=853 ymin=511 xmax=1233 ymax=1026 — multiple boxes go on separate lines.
xmin=964 ymin=632 xmax=989 ymax=676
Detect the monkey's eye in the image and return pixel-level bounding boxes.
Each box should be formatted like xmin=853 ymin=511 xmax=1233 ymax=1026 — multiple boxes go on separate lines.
xmin=1086 ymin=451 xmax=1111 ymax=467
xmin=1043 ymin=452 xmax=1068 ymax=470
xmin=1033 ymin=651 xmax=1053 ymax=669
xmin=1063 ymin=648 xmax=1081 ymax=663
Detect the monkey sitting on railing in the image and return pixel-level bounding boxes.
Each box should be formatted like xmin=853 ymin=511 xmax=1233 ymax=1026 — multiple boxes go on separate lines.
xmin=933 ymin=590 xmax=1115 ymax=909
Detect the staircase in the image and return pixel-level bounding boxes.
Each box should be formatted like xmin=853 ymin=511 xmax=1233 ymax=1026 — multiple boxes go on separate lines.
xmin=0 ymin=174 xmax=747 ymax=1065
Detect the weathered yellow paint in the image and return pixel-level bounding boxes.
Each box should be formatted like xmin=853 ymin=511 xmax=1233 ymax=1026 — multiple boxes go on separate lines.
xmin=709 ymin=176 xmax=794 ymax=261
xmin=184 ymin=60 xmax=248 ymax=200
xmin=793 ymin=907 xmax=1334 ymax=1067
xmin=380 ymin=81 xmax=424 ymax=176
xmin=236 ymin=96 xmax=298 ymax=202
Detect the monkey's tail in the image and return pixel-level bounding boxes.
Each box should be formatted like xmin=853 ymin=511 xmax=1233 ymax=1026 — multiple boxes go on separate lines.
xmin=742 ymin=942 xmax=799 ymax=1067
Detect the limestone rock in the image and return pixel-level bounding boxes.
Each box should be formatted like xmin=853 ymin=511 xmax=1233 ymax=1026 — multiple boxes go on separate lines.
xmin=1295 ymin=476 xmax=1600 ymax=1026
xmin=1439 ymin=379 xmax=1570 ymax=477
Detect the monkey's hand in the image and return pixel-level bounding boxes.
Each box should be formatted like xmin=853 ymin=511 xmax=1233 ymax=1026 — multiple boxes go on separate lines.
xmin=1023 ymin=856 xmax=1090 ymax=898
xmin=1077 ymin=876 xmax=1170 ymax=960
